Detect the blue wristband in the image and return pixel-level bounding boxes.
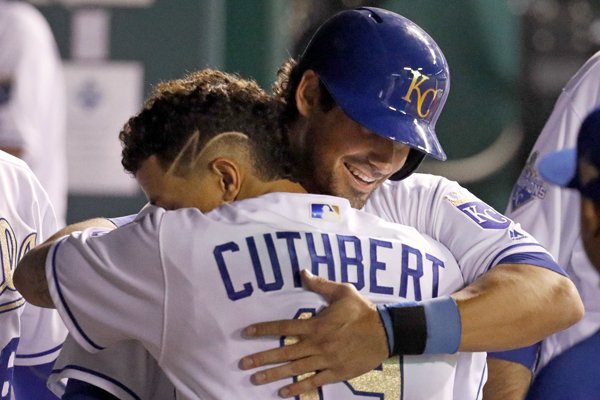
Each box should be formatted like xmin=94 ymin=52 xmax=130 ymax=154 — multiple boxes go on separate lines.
xmin=376 ymin=296 xmax=461 ymax=355
xmin=422 ymin=296 xmax=461 ymax=354
xmin=377 ymin=301 xmax=426 ymax=356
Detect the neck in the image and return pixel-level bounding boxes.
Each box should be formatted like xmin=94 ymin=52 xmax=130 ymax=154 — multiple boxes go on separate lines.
xmin=237 ymin=177 xmax=307 ymax=201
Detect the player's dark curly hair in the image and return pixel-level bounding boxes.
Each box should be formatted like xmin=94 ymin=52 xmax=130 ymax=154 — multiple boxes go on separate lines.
xmin=272 ymin=58 xmax=336 ymax=128
xmin=120 ymin=69 xmax=291 ymax=181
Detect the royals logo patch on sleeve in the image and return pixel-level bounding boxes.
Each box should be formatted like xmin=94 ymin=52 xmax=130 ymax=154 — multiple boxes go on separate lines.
xmin=446 ymin=192 xmax=511 ymax=229
xmin=311 ymin=204 xmax=341 ymax=221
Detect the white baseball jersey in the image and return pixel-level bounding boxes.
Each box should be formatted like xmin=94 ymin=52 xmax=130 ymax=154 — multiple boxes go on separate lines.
xmin=507 ymin=51 xmax=600 ymax=370
xmin=0 ymin=150 xmax=67 ymax=399
xmin=45 ymin=190 xmax=553 ymax=400
xmin=0 ymin=1 xmax=67 ymax=225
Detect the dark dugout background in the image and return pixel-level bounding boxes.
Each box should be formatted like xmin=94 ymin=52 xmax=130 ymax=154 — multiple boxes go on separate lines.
xmin=33 ymin=0 xmax=600 ymax=222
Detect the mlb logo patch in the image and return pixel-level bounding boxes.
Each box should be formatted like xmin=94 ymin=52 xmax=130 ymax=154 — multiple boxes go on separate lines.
xmin=311 ymin=204 xmax=340 ymax=221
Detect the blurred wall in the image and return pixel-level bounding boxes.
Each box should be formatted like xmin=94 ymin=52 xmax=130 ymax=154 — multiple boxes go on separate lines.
xmin=31 ymin=0 xmax=600 ymax=222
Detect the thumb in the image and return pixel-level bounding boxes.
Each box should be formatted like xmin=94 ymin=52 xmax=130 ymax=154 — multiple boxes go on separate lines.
xmin=300 ymin=269 xmax=342 ymax=302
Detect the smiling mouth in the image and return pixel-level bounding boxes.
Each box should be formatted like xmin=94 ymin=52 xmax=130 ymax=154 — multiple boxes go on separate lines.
xmin=345 ymin=163 xmax=378 ymax=185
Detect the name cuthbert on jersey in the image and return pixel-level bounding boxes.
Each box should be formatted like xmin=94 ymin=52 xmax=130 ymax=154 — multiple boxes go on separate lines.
xmin=213 ymin=231 xmax=448 ymax=302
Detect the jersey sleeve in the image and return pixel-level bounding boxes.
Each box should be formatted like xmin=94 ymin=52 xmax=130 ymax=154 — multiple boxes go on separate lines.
xmin=15 ymin=161 xmax=68 ymax=365
xmin=364 ymin=175 xmax=564 ymax=285
xmin=48 ymin=336 xmax=176 ymax=400
xmin=45 ymin=210 xmax=167 ymax=354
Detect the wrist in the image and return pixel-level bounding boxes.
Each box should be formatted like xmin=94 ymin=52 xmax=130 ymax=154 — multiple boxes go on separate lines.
xmin=377 ymin=296 xmax=461 ymax=356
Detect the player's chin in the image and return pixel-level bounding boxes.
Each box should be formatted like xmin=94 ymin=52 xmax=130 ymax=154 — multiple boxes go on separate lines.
xmin=343 ymin=190 xmax=371 ymax=209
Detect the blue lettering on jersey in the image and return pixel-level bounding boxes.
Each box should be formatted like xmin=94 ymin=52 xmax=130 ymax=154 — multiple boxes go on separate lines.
xmin=457 ymin=202 xmax=511 ymax=229
xmin=276 ymin=232 xmax=302 ymax=287
xmin=247 ymin=235 xmax=284 ymax=292
xmin=400 ymin=245 xmax=424 ymax=301
xmin=510 ymin=151 xmax=547 ymax=212
xmin=337 ymin=235 xmax=364 ymax=289
xmin=214 ymin=242 xmax=253 ymax=300
xmin=306 ymin=233 xmax=335 ymax=280
xmin=427 ymin=254 xmax=445 ymax=298
xmin=213 ymin=231 xmax=452 ymax=302
xmin=370 ymin=239 xmax=394 ymax=295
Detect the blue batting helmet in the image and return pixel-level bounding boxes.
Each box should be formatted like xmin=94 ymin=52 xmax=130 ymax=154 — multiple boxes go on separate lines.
xmin=299 ymin=7 xmax=450 ymax=180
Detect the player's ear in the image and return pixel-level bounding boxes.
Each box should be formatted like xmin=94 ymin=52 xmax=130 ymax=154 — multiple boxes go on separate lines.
xmin=210 ymin=158 xmax=241 ymax=202
xmin=296 ymin=70 xmax=320 ymax=118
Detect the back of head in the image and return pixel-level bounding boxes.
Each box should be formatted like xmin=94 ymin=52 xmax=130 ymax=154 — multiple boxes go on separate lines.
xmin=275 ymin=7 xmax=450 ymax=180
xmin=120 ymin=69 xmax=289 ymax=181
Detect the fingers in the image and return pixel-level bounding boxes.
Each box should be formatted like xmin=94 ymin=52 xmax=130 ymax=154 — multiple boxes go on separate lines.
xmin=240 ymin=341 xmax=311 ymax=370
xmin=300 ymin=269 xmax=354 ymax=302
xmin=276 ymin=369 xmax=339 ymax=398
xmin=244 ymin=317 xmax=313 ymax=338
xmin=247 ymin=355 xmax=328 ymax=385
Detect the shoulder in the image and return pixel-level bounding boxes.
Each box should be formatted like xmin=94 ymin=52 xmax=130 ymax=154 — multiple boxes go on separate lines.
xmin=564 ymin=51 xmax=600 ymax=92
xmin=0 ymin=151 xmax=44 ymax=189
xmin=0 ymin=2 xmax=49 ymax=30
xmin=0 ymin=2 xmax=55 ymax=51
xmin=369 ymin=173 xmax=463 ymax=209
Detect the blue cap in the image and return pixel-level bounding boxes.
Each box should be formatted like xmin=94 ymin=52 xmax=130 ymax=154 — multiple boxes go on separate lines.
xmin=299 ymin=7 xmax=449 ymax=161
xmin=538 ymin=107 xmax=600 ymax=205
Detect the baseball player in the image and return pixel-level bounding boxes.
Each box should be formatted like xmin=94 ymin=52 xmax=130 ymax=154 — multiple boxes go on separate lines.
xmin=484 ymin=51 xmax=600 ymax=398
xmin=15 ymin=116 xmax=562 ymax=400
xmin=46 ymin=8 xmax=583 ymax=400
xmin=0 ymin=150 xmax=67 ymax=399
xmin=524 ymin=107 xmax=600 ymax=399
xmin=236 ymin=7 xmax=581 ymax=398
xmin=0 ymin=1 xmax=67 ymax=225
xmin=44 ymin=69 xmax=282 ymax=400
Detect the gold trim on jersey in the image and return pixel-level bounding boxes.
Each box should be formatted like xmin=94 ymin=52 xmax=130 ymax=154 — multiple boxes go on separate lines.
xmin=0 ymin=297 xmax=25 ymax=313
xmin=0 ymin=218 xmax=38 ymax=295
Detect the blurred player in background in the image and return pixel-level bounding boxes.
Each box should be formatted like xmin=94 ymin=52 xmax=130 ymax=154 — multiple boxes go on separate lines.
xmin=525 ymin=106 xmax=600 ymax=399
xmin=485 ymin=51 xmax=600 ymax=399
xmin=0 ymin=0 xmax=68 ymax=226
xmin=0 ymin=150 xmax=67 ymax=399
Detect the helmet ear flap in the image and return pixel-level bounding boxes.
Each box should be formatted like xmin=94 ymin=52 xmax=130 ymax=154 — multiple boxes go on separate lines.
xmin=389 ymin=149 xmax=426 ymax=181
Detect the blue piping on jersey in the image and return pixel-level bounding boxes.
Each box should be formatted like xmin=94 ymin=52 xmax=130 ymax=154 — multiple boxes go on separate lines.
xmin=495 ymin=252 xmax=566 ymax=276
xmin=15 ymin=342 xmax=63 ymax=359
xmin=52 ymin=238 xmax=105 ymax=351
xmin=485 ymin=242 xmax=564 ymax=274
xmin=51 ymin=365 xmax=141 ymax=400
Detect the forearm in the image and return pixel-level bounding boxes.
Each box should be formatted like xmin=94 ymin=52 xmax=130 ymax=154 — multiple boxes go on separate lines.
xmin=483 ymin=358 xmax=532 ymax=400
xmin=452 ymin=263 xmax=583 ymax=352
xmin=14 ymin=218 xmax=116 ymax=308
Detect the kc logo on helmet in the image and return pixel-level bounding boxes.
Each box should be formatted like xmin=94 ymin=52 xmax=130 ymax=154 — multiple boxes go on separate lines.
xmin=401 ymin=69 xmax=441 ymax=119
